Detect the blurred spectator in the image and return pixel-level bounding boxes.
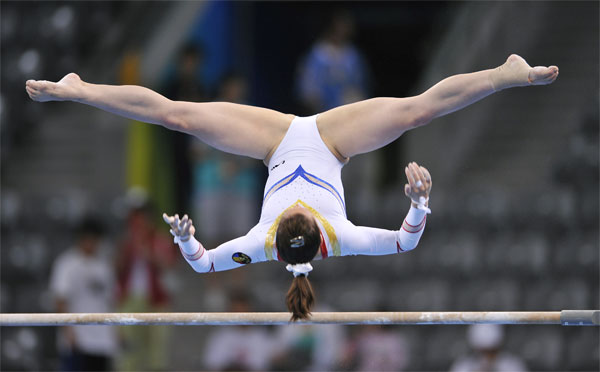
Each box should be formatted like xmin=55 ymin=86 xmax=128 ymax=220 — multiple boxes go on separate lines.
xmin=296 ymin=10 xmax=370 ymax=113
xmin=270 ymin=305 xmax=347 ymax=371
xmin=161 ymin=43 xmax=209 ymax=212
xmin=450 ymin=324 xmax=528 ymax=372
xmin=49 ymin=218 xmax=118 ymax=371
xmin=552 ymin=112 xmax=599 ymax=225
xmin=202 ymin=292 xmax=273 ymax=371
xmin=191 ymin=72 xmax=261 ymax=245
xmin=340 ymin=325 xmax=409 ymax=371
xmin=163 ymin=42 xmax=208 ymax=102
xmin=115 ymin=203 xmax=176 ymax=371
xmin=295 ymin=10 xmax=375 ymax=223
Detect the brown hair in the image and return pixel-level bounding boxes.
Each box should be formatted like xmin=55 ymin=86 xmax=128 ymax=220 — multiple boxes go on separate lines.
xmin=286 ymin=276 xmax=315 ymax=321
xmin=276 ymin=213 xmax=320 ymax=321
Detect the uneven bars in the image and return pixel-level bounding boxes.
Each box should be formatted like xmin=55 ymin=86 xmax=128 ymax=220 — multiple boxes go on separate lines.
xmin=1 ymin=310 xmax=598 ymax=326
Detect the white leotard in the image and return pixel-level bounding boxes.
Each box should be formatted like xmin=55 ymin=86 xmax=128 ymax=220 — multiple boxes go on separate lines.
xmin=179 ymin=115 xmax=427 ymax=273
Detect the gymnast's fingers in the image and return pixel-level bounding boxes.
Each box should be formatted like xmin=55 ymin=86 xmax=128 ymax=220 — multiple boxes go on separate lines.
xmin=411 ymin=162 xmax=427 ymax=191
xmin=184 ymin=219 xmax=194 ymax=236
xmin=408 ymin=163 xmax=424 ymax=192
xmin=408 ymin=164 xmax=422 ymax=191
xmin=180 ymin=218 xmax=190 ymax=235
xmin=179 ymin=214 xmax=188 ymax=232
xmin=420 ymin=166 xmax=432 ymax=189
xmin=172 ymin=214 xmax=181 ymax=234
xmin=405 ymin=165 xmax=417 ymax=187
xmin=162 ymin=213 xmax=174 ymax=225
xmin=404 ymin=184 xmax=411 ymax=197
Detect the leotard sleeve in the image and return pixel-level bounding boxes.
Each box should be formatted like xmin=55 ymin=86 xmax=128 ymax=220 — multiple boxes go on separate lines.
xmin=339 ymin=206 xmax=427 ymax=256
xmin=177 ymin=232 xmax=264 ymax=273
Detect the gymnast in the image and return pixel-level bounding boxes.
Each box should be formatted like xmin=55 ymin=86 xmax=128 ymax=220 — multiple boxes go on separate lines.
xmin=26 ymin=54 xmax=558 ymax=320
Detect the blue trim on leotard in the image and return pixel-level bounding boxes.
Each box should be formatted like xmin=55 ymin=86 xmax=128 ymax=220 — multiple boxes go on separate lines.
xmin=263 ymin=165 xmax=346 ymax=215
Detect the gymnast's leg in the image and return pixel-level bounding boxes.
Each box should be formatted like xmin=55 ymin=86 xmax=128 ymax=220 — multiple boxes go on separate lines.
xmin=25 ymin=73 xmax=293 ymax=162
xmin=317 ymin=54 xmax=559 ymax=159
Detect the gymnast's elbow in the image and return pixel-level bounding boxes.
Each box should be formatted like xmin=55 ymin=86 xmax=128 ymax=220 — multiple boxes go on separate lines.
xmin=187 ymin=260 xmax=212 ymax=274
xmin=397 ymin=239 xmax=419 ymax=253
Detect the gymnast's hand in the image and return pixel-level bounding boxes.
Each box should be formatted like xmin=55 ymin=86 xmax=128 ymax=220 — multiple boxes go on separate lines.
xmin=404 ymin=161 xmax=432 ymax=207
xmin=25 ymin=73 xmax=83 ymax=102
xmin=162 ymin=213 xmax=196 ymax=243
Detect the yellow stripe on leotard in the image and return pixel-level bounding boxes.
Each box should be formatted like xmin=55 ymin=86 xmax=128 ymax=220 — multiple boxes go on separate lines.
xmin=303 ymin=174 xmax=345 ymax=211
xmin=298 ymin=200 xmax=341 ymax=257
xmin=264 ymin=199 xmax=341 ymax=261
xmin=263 ymin=173 xmax=296 ymax=205
xmin=264 ymin=203 xmax=296 ymax=261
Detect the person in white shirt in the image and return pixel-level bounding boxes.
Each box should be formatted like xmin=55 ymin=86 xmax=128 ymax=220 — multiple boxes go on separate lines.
xmin=450 ymin=324 xmax=528 ymax=372
xmin=49 ymin=218 xmax=118 ymax=371
xmin=202 ymin=292 xmax=274 ymax=371
xmin=28 ymin=54 xmax=558 ymax=320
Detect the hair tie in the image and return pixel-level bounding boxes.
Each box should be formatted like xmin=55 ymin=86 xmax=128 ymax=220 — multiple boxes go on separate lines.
xmin=286 ymin=263 xmax=313 ymax=277
xmin=290 ymin=236 xmax=305 ymax=248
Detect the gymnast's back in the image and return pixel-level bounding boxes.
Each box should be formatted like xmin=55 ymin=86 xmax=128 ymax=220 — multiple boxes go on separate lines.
xmin=261 ymin=115 xmax=347 ymax=223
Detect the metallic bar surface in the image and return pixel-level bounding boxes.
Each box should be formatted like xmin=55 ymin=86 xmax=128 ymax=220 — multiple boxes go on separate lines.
xmin=3 ymin=311 xmax=596 ymax=326
xmin=560 ymin=310 xmax=600 ymax=326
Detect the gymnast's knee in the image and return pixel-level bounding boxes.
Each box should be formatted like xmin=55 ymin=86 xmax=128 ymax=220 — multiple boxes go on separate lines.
xmin=394 ymin=97 xmax=433 ymax=130
xmin=162 ymin=112 xmax=189 ymax=132
xmin=162 ymin=101 xmax=193 ymax=132
xmin=403 ymin=108 xmax=433 ymax=130
xmin=412 ymin=110 xmax=433 ymax=129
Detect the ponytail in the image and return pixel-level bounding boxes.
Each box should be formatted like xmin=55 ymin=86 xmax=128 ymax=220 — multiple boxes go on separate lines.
xmin=277 ymin=211 xmax=320 ymax=321
xmin=285 ymin=274 xmax=315 ymax=321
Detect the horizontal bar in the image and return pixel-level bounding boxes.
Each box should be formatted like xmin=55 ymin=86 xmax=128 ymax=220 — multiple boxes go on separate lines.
xmin=560 ymin=310 xmax=600 ymax=326
xmin=1 ymin=311 xmax=596 ymax=326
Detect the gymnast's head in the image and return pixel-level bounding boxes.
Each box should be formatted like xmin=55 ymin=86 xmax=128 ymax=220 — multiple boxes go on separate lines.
xmin=276 ymin=206 xmax=321 ymax=321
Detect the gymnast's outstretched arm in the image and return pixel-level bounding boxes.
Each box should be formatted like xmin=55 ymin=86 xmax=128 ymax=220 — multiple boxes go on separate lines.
xmin=340 ymin=161 xmax=432 ymax=256
xmin=317 ymin=54 xmax=559 ymax=158
xmin=163 ymin=161 xmax=430 ymax=270
xmin=162 ymin=213 xmax=265 ymax=273
xmin=25 ymin=73 xmax=293 ymax=161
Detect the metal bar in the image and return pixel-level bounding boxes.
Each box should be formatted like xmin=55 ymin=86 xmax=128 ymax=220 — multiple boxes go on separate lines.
xmin=560 ymin=310 xmax=600 ymax=326
xmin=3 ymin=311 xmax=595 ymax=326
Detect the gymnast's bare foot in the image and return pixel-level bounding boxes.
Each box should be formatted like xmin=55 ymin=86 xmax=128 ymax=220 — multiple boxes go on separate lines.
xmin=490 ymin=54 xmax=559 ymax=91
xmin=25 ymin=73 xmax=83 ymax=102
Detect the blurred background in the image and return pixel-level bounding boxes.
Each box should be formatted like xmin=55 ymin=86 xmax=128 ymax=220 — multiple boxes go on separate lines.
xmin=1 ymin=1 xmax=598 ymax=371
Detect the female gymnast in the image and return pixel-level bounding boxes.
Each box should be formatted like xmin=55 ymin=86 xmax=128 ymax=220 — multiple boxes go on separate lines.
xmin=26 ymin=54 xmax=558 ymax=320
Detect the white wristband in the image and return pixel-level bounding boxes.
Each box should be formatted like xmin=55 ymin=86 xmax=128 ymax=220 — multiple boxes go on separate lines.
xmin=411 ymin=196 xmax=431 ymax=214
xmin=178 ymin=235 xmax=204 ymax=261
